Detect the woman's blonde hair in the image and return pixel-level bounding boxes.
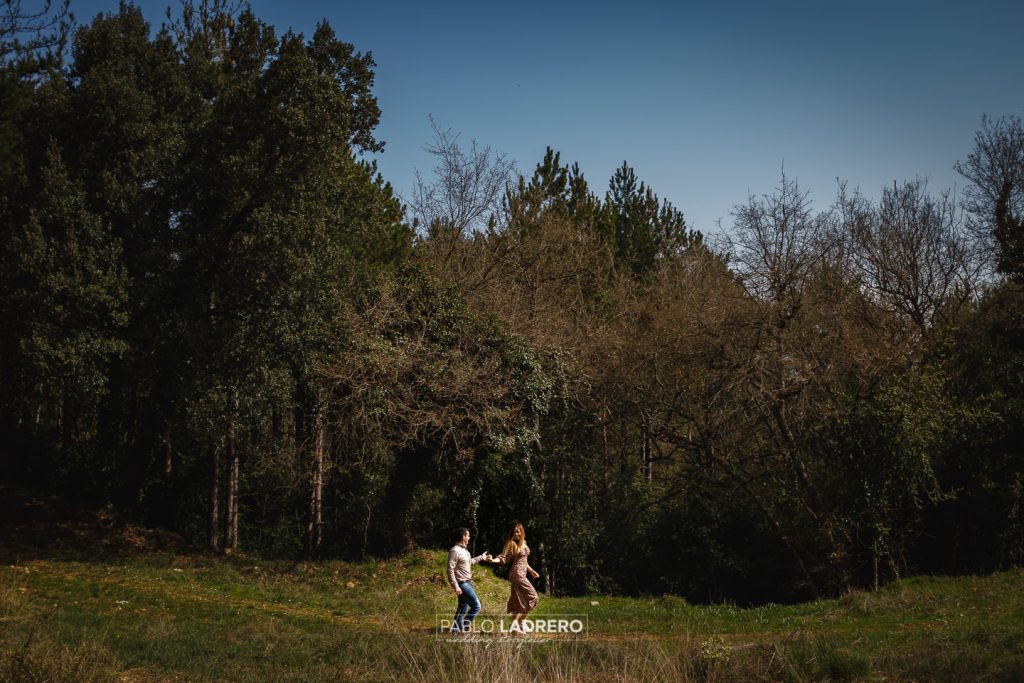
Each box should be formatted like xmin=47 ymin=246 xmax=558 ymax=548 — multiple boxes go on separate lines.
xmin=501 ymin=523 xmax=525 ymax=560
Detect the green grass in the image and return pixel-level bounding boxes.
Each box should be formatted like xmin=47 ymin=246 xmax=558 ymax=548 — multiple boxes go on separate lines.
xmin=1 ymin=549 xmax=1023 ymax=681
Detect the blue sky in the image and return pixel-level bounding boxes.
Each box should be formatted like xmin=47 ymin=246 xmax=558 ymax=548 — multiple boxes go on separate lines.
xmin=70 ymin=0 xmax=1024 ymax=235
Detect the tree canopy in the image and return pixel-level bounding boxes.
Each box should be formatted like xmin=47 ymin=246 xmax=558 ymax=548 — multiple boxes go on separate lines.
xmin=2 ymin=1 xmax=1021 ymax=604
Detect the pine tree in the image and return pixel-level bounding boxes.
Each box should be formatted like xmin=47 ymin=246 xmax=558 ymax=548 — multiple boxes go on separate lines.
xmin=604 ymin=162 xmax=701 ymax=276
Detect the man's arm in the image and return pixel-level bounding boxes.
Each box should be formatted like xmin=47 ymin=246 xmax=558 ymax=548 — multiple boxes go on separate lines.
xmin=446 ymin=548 xmax=460 ymax=591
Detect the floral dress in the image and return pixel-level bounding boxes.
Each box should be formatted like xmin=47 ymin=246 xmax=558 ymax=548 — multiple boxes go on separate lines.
xmin=500 ymin=543 xmax=538 ymax=614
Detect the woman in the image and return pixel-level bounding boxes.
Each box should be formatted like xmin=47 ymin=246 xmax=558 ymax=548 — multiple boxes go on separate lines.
xmin=493 ymin=523 xmax=539 ymax=629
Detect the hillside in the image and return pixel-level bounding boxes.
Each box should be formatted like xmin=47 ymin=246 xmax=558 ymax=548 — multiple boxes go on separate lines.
xmin=1 ymin=506 xmax=1022 ymax=681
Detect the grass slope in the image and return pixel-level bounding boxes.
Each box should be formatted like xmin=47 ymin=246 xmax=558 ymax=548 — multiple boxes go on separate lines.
xmin=1 ymin=509 xmax=1022 ymax=681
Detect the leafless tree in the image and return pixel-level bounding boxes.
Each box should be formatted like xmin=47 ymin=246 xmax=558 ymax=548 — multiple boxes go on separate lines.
xmin=410 ymin=119 xmax=517 ymax=288
xmin=704 ymin=173 xmax=912 ymax=591
xmin=410 ymin=117 xmax=515 ymax=238
xmin=955 ymin=114 xmax=1024 ymax=279
xmin=840 ymin=179 xmax=981 ymax=340
xmin=719 ymin=172 xmax=837 ymax=316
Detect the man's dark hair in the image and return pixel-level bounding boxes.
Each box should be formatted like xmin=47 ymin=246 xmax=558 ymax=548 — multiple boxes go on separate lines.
xmin=453 ymin=527 xmax=470 ymax=544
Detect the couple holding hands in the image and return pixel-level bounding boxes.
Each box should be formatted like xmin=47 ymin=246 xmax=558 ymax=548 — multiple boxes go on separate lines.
xmin=446 ymin=523 xmax=539 ymax=633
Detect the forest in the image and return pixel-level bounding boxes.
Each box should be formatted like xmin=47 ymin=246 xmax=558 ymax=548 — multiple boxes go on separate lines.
xmin=2 ymin=0 xmax=1022 ymax=605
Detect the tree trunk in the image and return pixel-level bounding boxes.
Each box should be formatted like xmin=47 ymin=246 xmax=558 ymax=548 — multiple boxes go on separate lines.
xmin=872 ymin=546 xmax=879 ymax=591
xmin=205 ymin=287 xmax=221 ymax=554
xmin=207 ymin=442 xmax=220 ymax=553
xmin=538 ymin=542 xmax=551 ymax=595
xmin=293 ymin=386 xmax=305 ymax=456
xmin=163 ymin=428 xmax=173 ymax=477
xmin=60 ymin=375 xmax=74 ymax=450
xmin=225 ymin=420 xmax=239 ymax=553
xmin=362 ymin=501 xmax=373 ymax=559
xmin=642 ymin=414 xmax=653 ymax=482
xmin=304 ymin=398 xmax=326 ymax=559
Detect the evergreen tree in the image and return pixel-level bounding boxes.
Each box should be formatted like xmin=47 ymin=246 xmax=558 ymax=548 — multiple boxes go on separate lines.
xmin=604 ymin=162 xmax=701 ymax=276
xmin=0 ymin=143 xmax=128 ymax=487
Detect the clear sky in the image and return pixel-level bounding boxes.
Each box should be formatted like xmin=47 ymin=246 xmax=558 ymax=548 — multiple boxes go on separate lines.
xmin=69 ymin=0 xmax=1024 ymax=235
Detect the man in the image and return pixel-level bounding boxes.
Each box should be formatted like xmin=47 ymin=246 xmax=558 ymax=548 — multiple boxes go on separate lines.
xmin=447 ymin=527 xmax=491 ymax=633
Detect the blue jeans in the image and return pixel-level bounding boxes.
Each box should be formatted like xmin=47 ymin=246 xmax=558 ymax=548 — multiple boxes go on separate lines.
xmin=453 ymin=580 xmax=481 ymax=632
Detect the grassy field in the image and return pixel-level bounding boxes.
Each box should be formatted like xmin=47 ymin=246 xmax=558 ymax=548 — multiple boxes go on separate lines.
xmin=1 ymin=509 xmax=1023 ymax=681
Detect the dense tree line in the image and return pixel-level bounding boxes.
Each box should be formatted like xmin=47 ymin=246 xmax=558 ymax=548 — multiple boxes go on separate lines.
xmin=2 ymin=1 xmax=1022 ymax=604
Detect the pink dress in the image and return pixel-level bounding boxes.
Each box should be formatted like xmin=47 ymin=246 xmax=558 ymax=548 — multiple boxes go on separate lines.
xmin=500 ymin=544 xmax=538 ymax=614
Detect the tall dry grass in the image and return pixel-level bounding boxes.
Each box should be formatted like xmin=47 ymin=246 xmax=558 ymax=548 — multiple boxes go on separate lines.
xmin=378 ymin=629 xmax=767 ymax=683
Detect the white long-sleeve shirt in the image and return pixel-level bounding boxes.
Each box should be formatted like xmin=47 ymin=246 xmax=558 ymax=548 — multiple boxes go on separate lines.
xmin=447 ymin=544 xmax=486 ymax=589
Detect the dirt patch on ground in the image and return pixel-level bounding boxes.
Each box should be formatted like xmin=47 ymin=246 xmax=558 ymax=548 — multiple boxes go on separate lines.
xmin=0 ymin=494 xmax=190 ymax=562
